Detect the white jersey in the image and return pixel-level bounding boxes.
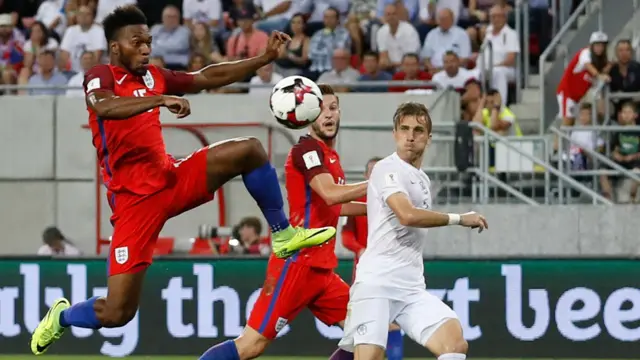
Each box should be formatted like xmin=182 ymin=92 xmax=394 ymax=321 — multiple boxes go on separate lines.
xmin=355 ymin=152 xmax=432 ymax=295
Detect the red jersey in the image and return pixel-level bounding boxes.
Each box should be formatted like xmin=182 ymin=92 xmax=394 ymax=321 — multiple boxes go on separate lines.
xmin=389 ymin=71 xmax=433 ymax=93
xmin=557 ymin=48 xmax=594 ymax=101
xmin=283 ymin=135 xmax=345 ymax=269
xmin=341 ymin=195 xmax=367 ymax=261
xmin=83 ymin=64 xmax=194 ymax=195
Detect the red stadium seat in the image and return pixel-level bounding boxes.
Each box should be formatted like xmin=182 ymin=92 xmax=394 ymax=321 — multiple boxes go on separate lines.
xmin=154 ymin=237 xmax=175 ymax=255
xmin=189 ymin=238 xmax=218 ymax=255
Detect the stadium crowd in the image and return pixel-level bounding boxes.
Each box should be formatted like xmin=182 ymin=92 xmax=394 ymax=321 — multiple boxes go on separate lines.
xmin=0 ymin=0 xmax=561 ymax=100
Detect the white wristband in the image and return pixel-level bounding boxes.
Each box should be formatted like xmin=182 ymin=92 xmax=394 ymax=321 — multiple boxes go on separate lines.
xmin=447 ymin=213 xmax=460 ymax=225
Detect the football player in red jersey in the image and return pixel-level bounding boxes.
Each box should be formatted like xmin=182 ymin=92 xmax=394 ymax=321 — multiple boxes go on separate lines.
xmin=197 ymin=84 xmax=367 ymax=360
xmin=341 ymin=157 xmax=405 ymax=360
xmin=30 ymin=5 xmax=337 ymax=356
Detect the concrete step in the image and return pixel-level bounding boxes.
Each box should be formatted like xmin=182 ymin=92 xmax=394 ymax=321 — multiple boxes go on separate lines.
xmin=520 ymin=88 xmax=541 ymax=104
xmin=510 ymin=102 xmax=540 ymax=118
xmin=517 ymin=117 xmax=542 ymax=134
xmin=528 ymin=74 xmax=540 ymax=88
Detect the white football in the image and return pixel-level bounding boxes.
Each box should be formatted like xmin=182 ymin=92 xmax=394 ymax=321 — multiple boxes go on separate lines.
xmin=269 ymin=76 xmax=323 ymax=129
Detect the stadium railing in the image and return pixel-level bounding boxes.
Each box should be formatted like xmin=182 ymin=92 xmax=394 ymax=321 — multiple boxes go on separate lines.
xmin=551 ymin=125 xmax=640 ymax=199
xmin=468 ymin=122 xmax=614 ymax=204
xmin=514 ymin=0 xmax=530 ymax=95
xmin=477 ymin=39 xmax=493 ymax=95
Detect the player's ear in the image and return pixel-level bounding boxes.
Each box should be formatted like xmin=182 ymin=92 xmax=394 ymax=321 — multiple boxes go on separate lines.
xmin=426 ymin=133 xmax=432 ymax=148
xmin=109 ymin=40 xmax=119 ymax=56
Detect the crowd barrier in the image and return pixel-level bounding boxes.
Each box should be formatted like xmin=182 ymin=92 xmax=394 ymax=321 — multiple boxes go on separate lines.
xmin=0 ymin=257 xmax=638 ymax=357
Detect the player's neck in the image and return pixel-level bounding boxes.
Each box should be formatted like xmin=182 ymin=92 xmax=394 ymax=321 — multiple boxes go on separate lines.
xmin=309 ymin=132 xmax=335 ymax=148
xmin=397 ymin=151 xmax=424 ymax=169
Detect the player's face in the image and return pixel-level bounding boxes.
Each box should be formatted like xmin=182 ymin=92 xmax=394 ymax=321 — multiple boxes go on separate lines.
xmin=311 ymin=94 xmax=340 ymax=141
xmin=113 ymin=25 xmax=152 ymax=75
xmin=393 ymin=115 xmax=432 ymax=157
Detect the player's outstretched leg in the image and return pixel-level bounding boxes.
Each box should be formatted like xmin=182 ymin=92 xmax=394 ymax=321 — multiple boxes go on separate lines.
xmin=31 ymin=271 xmax=145 ymax=355
xmin=199 ymin=326 xmax=271 ymax=360
xmin=425 ymin=319 xmax=468 ymax=360
xmin=205 ymin=137 xmax=336 ymax=257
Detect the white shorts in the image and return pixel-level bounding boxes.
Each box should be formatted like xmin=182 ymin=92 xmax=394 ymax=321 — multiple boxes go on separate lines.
xmin=338 ymin=283 xmax=458 ymax=351
xmin=557 ymin=92 xmax=578 ymax=119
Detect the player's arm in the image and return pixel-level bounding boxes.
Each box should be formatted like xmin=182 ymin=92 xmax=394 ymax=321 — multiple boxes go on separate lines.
xmin=309 ymin=174 xmax=368 ymax=206
xmin=340 ymin=202 xmax=367 ymax=216
xmin=84 ymin=65 xmax=180 ymax=119
xmin=180 ymin=32 xmax=289 ymax=93
xmin=341 ymin=216 xmax=366 ymax=255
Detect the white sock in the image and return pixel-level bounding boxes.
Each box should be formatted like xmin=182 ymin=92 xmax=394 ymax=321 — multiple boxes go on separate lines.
xmin=438 ymin=354 xmax=466 ymax=360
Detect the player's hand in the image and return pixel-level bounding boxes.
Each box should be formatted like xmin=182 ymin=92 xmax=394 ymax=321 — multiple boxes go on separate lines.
xmin=162 ymin=95 xmax=191 ymax=119
xmin=460 ymin=211 xmax=488 ymax=233
xmin=264 ymin=31 xmax=291 ymax=61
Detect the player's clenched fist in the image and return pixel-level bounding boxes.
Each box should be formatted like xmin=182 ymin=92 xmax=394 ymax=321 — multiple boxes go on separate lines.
xmin=162 ymin=95 xmax=191 ymax=119
xmin=264 ymin=31 xmax=291 ymax=61
xmin=460 ymin=211 xmax=488 ymax=233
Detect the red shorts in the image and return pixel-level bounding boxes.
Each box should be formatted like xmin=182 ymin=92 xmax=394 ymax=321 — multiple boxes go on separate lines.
xmin=107 ymin=147 xmax=214 ymax=276
xmin=247 ymin=256 xmax=349 ymax=339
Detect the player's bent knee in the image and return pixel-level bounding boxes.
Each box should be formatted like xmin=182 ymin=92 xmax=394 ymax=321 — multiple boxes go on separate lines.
xmin=354 ymin=343 xmax=385 ymax=360
xmin=234 ymin=326 xmax=271 ymax=359
xmin=425 ymin=318 xmax=468 ymax=356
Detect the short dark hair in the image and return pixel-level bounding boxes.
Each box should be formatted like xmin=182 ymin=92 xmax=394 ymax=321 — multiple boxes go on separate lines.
xmin=325 ymin=7 xmax=339 ymax=17
xmin=580 ymin=102 xmax=593 ymax=111
xmin=444 ymin=50 xmax=458 ymax=58
xmin=365 ymin=157 xmax=382 ymax=172
xmin=486 ymin=88 xmax=500 ymax=96
xmin=363 ymin=51 xmax=379 ymax=60
xmin=39 ymin=49 xmax=56 ymax=58
xmin=402 ymin=53 xmax=420 ymax=62
xmin=317 ymin=84 xmax=339 ymax=103
xmin=102 ymin=5 xmax=148 ymax=42
xmin=617 ymin=39 xmax=632 ymax=48
xmin=237 ymin=217 xmax=262 ymax=235
xmin=393 ymin=102 xmax=432 ymax=133
xmin=620 ymin=101 xmax=636 ymax=112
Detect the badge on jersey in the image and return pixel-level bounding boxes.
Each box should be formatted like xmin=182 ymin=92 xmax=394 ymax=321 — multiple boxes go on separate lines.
xmin=302 ymin=150 xmax=321 ymax=169
xmin=385 ymin=172 xmax=399 ymax=186
xmin=86 ymin=78 xmax=100 ymax=93
xmin=143 ymin=70 xmax=155 ymax=89
xmin=275 ymin=317 xmax=288 ymax=333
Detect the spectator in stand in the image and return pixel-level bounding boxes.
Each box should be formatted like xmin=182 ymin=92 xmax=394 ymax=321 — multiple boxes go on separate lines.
xmin=183 ymin=0 xmax=222 ymax=29
xmin=0 ymin=13 xmax=25 ymax=92
xmin=228 ymin=216 xmax=271 ymax=255
xmin=35 ymin=0 xmax=66 ymax=40
xmin=389 ymin=52 xmax=432 ymax=92
xmin=300 ymin=0 xmax=350 ymax=35
xmin=28 ymin=50 xmax=68 ymax=95
xmin=566 ymin=103 xmax=604 ymax=173
xmin=600 ymin=102 xmax=640 ymax=203
xmin=317 ymin=48 xmax=360 ymax=92
xmin=149 ymin=55 xmax=165 ymax=68
xmin=59 ymin=5 xmax=106 ymax=73
xmin=190 ymin=22 xmax=226 ymax=64
xmin=37 ymin=226 xmax=81 ymax=256
xmin=376 ymin=0 xmax=419 ymax=23
xmin=307 ymin=7 xmax=351 ymax=80
xmin=416 ymin=0 xmax=463 ymax=41
xmin=421 ymin=8 xmax=471 ymax=74
xmin=377 ymin=3 xmax=421 ymax=73
xmin=528 ymin=0 xmax=552 ymax=55
xmin=63 ymin=0 xmax=97 ymax=27
xmin=0 ymin=1 xmax=19 ymax=27
xmin=432 ymin=51 xmax=476 ymax=91
xmin=94 ymin=0 xmax=135 ymax=24
xmin=476 ymin=5 xmax=519 ymax=104
xmin=188 ymin=52 xmax=209 ymax=72
xmin=151 ymin=5 xmax=191 ymax=71
xmin=17 ymin=21 xmax=59 ymax=95
xmin=554 ymin=31 xmax=610 ymax=151
xmin=254 ymin=0 xmax=293 ymax=34
xmin=249 ymin=63 xmax=283 ymax=94
xmin=461 ymin=78 xmax=482 ymax=121
xmin=226 ymin=6 xmax=269 ymax=61
xmin=609 ymin=39 xmax=640 ymax=116
xmin=473 ymin=88 xmax=521 ymax=137
xmin=66 ymin=50 xmax=96 ymax=96
xmin=357 ymin=50 xmax=393 ymax=92
xmin=275 ymin=13 xmax=309 ymax=76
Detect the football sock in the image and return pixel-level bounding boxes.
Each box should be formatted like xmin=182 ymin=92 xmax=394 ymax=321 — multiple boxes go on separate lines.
xmin=328 ymin=348 xmax=353 ymax=360
xmin=386 ymin=329 xmax=404 ymax=360
xmin=199 ymin=340 xmax=240 ymax=360
xmin=242 ymin=162 xmax=290 ymax=233
xmin=437 ymin=353 xmax=466 ymax=360
xmin=59 ymin=296 xmax=101 ymax=329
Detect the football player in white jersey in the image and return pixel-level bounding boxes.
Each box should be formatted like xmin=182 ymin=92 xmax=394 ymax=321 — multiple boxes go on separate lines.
xmin=339 ymin=102 xmax=488 ymax=360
